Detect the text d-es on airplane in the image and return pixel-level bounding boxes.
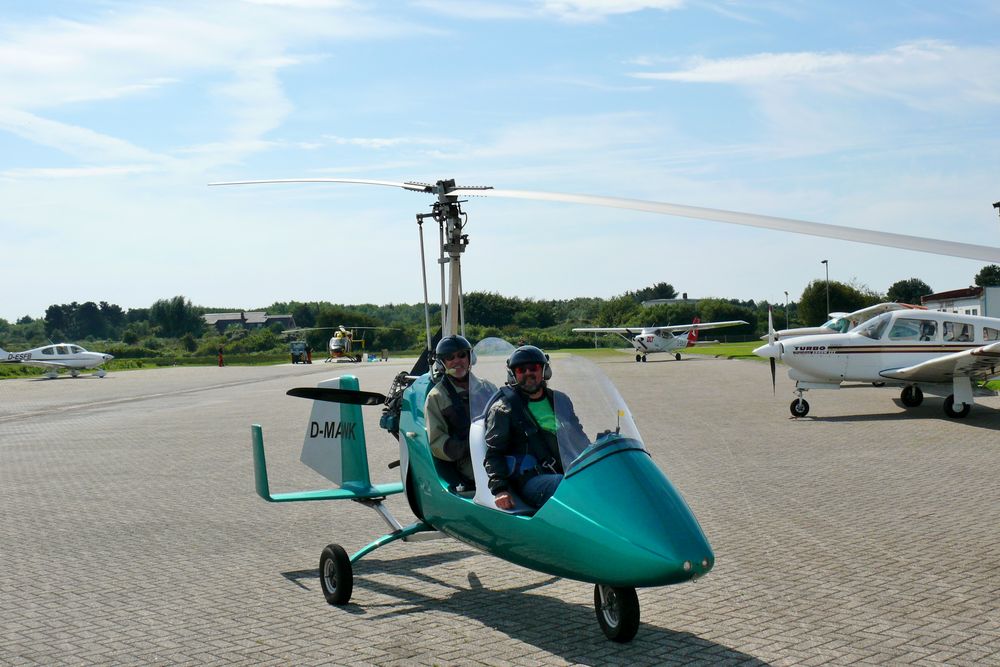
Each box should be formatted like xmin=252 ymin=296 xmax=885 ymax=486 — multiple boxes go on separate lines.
xmin=754 ymin=309 xmax=1000 ymax=419
xmin=1 ymin=343 xmax=114 ymax=378
xmin=574 ymin=317 xmax=748 ymax=362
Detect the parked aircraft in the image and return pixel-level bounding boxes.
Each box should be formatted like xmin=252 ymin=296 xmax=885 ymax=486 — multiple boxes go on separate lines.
xmin=0 ymin=344 xmax=113 ymax=378
xmin=767 ymin=302 xmax=925 ymax=340
xmin=574 ymin=317 xmax=748 ymax=362
xmin=754 ymin=309 xmax=1000 ymax=418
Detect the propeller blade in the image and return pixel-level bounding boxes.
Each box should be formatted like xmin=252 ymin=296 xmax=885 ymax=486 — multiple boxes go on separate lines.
xmin=286 ymin=387 xmax=387 ymax=405
xmin=452 ymin=188 xmax=1000 ymax=264
xmin=767 ymin=306 xmax=776 ymax=394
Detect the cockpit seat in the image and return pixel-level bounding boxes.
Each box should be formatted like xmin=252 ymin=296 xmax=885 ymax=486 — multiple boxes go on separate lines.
xmin=469 ymin=419 xmax=535 ymax=514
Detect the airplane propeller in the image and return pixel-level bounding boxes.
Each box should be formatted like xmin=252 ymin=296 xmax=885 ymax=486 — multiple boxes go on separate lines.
xmin=286 ymin=387 xmax=388 ymax=405
xmin=767 ymin=307 xmax=776 ymax=395
xmin=209 ymin=178 xmax=1000 ymax=264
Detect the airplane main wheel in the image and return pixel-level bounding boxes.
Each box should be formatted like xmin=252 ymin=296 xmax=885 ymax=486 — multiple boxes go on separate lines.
xmin=594 ymin=584 xmax=639 ymax=643
xmin=635 ymin=354 xmax=642 ymax=362
xmin=901 ymin=385 xmax=923 ymax=407
xmin=674 ymin=353 xmax=681 ymax=361
xmin=641 ymin=355 xmax=647 ymax=363
xmin=943 ymin=395 xmax=971 ymax=419
xmin=319 ymin=543 xmax=353 ymax=605
xmin=790 ymin=399 xmax=810 ymax=418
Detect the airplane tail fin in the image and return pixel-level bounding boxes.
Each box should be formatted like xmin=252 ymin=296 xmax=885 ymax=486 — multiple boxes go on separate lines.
xmin=686 ymin=317 xmax=701 ymax=347
xmin=299 ymin=375 xmax=372 ymax=489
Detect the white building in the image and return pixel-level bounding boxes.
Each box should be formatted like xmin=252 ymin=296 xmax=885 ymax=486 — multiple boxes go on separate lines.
xmin=921 ymin=286 xmax=1000 ymax=318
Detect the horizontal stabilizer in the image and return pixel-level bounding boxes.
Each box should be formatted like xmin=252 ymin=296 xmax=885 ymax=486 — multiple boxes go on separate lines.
xmin=287 ymin=386 xmax=387 ymax=405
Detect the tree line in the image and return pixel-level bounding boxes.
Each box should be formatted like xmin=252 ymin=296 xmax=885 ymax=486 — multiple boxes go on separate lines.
xmin=2 ymin=267 xmax=999 ymax=358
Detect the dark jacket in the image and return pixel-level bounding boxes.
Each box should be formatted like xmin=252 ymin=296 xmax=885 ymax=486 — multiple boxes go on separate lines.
xmin=483 ymin=385 xmax=587 ymax=495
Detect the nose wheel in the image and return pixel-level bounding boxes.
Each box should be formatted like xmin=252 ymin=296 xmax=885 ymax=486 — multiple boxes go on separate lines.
xmin=789 ymin=388 xmax=809 ymax=417
xmin=594 ymin=584 xmax=639 ymax=642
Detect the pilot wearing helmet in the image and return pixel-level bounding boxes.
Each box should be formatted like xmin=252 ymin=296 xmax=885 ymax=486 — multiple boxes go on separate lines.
xmin=483 ymin=345 xmax=587 ymax=509
xmin=425 ymin=335 xmax=497 ymax=489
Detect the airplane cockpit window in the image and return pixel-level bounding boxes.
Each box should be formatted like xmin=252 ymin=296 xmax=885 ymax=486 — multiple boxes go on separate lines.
xmin=943 ymin=321 xmax=975 ymax=342
xmin=56 ymin=346 xmax=70 ymax=355
xmin=823 ymin=317 xmax=851 ymax=333
xmin=42 ymin=347 xmax=55 ymax=355
xmin=985 ymin=327 xmax=1000 ymax=341
xmin=856 ymin=313 xmax=890 ymax=340
xmin=888 ymin=318 xmax=922 ymax=341
xmin=70 ymin=345 xmax=83 ymax=353
xmin=917 ymin=320 xmax=937 ymax=341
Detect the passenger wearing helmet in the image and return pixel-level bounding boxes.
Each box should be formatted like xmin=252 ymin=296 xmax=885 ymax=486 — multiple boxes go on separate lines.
xmin=483 ymin=345 xmax=587 ymax=509
xmin=425 ymin=335 xmax=497 ymax=489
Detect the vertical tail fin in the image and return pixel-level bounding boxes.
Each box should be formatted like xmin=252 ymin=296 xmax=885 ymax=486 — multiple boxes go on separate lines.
xmin=299 ymin=375 xmax=372 ymax=489
xmin=686 ymin=317 xmax=701 ymax=347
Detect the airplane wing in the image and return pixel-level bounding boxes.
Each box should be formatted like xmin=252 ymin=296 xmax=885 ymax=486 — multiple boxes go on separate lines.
xmin=879 ymin=342 xmax=1000 ymax=383
xmin=11 ymin=359 xmax=73 ymax=370
xmin=654 ymin=320 xmax=748 ymax=333
xmin=572 ymin=327 xmax=638 ymax=334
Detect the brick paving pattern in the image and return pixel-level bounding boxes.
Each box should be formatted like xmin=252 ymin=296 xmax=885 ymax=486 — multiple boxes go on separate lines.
xmin=1 ymin=356 xmax=998 ymax=665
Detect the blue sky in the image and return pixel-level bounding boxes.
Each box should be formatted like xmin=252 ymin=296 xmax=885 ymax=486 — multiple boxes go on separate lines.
xmin=3 ymin=1 xmax=1000 ymax=321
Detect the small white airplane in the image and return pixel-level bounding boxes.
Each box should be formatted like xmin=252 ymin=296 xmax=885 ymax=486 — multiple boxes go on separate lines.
xmin=754 ymin=309 xmax=1000 ymax=418
xmin=767 ymin=302 xmax=926 ymax=340
xmin=1 ymin=343 xmax=114 ymax=378
xmin=574 ymin=317 xmax=748 ymax=362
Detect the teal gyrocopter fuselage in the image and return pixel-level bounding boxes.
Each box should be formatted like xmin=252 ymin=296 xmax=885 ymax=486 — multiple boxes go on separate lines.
xmin=251 ymin=347 xmax=714 ymax=643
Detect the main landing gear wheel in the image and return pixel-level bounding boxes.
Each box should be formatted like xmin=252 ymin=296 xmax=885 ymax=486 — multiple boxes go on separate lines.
xmin=635 ymin=354 xmax=642 ymax=362
xmin=674 ymin=353 xmax=681 ymax=361
xmin=641 ymin=355 xmax=647 ymax=363
xmin=943 ymin=395 xmax=971 ymax=418
xmin=594 ymin=584 xmax=639 ymax=643
xmin=790 ymin=399 xmax=809 ymax=418
xmin=319 ymin=543 xmax=353 ymax=605
xmin=901 ymin=385 xmax=923 ymax=407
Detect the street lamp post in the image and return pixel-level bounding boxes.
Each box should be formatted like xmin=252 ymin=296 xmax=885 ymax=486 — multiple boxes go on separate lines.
xmin=821 ymin=259 xmax=830 ymax=316
xmin=784 ymin=291 xmax=789 ymax=329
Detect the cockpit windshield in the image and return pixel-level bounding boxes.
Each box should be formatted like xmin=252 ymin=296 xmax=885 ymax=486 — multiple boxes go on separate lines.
xmin=469 ymin=337 xmax=644 ymax=470
xmin=853 ymin=312 xmax=891 ymax=340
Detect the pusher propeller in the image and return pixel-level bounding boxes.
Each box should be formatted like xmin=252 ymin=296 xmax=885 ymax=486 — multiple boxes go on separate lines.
xmin=287 ymin=387 xmax=387 ymax=405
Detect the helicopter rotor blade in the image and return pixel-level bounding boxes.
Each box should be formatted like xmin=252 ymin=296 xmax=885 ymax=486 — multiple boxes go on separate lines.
xmin=286 ymin=387 xmax=387 ymax=405
xmin=450 ymin=188 xmax=1000 ymax=264
xmin=209 ymin=178 xmax=434 ymax=193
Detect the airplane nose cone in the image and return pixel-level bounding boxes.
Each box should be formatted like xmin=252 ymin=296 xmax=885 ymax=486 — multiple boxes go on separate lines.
xmin=753 ymin=342 xmax=781 ymax=359
xmin=104 ymin=354 xmax=114 ymax=361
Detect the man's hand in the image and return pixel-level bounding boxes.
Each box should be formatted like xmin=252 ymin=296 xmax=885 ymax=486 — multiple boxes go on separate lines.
xmin=494 ymin=491 xmax=514 ymax=509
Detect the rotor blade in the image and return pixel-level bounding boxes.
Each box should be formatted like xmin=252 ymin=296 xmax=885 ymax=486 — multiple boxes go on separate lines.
xmin=770 ymin=357 xmax=776 ymax=396
xmin=450 ymin=188 xmax=1000 ymax=264
xmin=286 ymin=387 xmax=387 ymax=405
xmin=767 ymin=306 xmax=776 ymax=346
xmin=209 ymin=178 xmax=434 ymax=193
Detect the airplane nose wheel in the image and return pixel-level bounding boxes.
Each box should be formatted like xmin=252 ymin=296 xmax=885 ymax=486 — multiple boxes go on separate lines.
xmin=790 ymin=397 xmax=810 ymax=418
xmin=594 ymin=584 xmax=639 ymax=643
xmin=319 ymin=543 xmax=353 ymax=605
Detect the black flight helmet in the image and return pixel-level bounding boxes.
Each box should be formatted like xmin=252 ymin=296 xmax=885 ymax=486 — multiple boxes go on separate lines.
xmin=433 ymin=335 xmax=474 ymax=377
xmin=505 ymin=345 xmax=552 ymax=385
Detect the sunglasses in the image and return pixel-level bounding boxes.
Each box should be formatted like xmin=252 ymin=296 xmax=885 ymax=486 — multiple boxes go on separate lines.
xmin=513 ymin=363 xmax=542 ymax=375
xmin=442 ymin=350 xmax=469 ymax=362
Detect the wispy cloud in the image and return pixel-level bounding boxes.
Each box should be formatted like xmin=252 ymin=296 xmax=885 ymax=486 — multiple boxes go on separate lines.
xmin=631 ymin=40 xmax=1000 ymax=110
xmin=413 ymin=0 xmax=685 ymax=22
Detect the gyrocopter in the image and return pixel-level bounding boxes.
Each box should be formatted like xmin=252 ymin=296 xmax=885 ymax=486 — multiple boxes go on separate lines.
xmin=212 ymin=177 xmax=1000 ymax=642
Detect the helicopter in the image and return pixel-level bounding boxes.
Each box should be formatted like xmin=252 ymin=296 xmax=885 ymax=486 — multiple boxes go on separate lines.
xmin=285 ymin=325 xmax=392 ymax=363
xmin=213 ymin=177 xmax=1000 ymax=642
